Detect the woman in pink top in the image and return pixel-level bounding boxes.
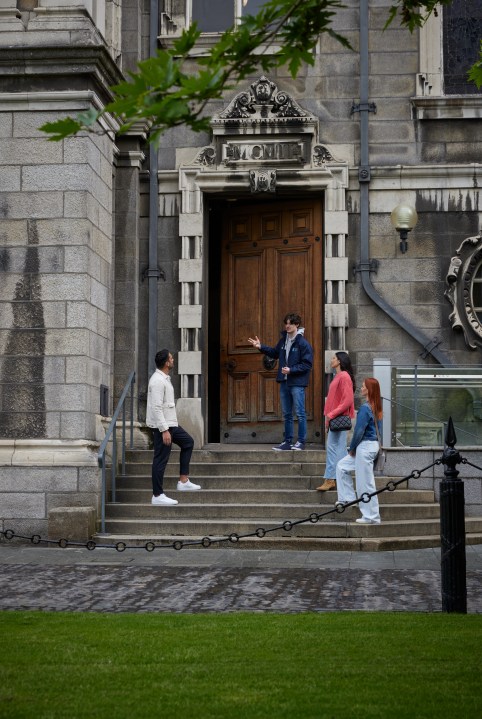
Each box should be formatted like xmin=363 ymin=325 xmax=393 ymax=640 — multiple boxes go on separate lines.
xmin=316 ymin=352 xmax=355 ymax=491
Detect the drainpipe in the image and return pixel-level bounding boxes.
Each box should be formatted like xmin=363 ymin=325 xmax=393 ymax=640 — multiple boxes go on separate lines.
xmin=356 ymin=0 xmax=452 ymax=367
xmin=147 ymin=0 xmax=160 ymax=378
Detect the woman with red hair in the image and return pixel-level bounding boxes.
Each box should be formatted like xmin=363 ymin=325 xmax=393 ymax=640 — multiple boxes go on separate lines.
xmin=335 ymin=377 xmax=382 ymax=524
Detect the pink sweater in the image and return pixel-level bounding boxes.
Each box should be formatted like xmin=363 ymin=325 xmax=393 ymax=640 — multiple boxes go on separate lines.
xmin=323 ymin=371 xmax=355 ymax=427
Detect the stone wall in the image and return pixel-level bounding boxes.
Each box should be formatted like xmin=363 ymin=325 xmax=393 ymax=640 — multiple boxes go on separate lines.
xmin=0 ymin=5 xmax=124 ymax=533
xmin=0 ymin=106 xmax=116 ymax=441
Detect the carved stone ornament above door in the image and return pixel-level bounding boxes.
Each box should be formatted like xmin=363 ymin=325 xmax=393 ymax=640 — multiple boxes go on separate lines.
xmin=185 ymin=75 xmax=349 ymax=197
xmin=445 ymin=232 xmax=482 ymax=350
xmin=216 ymin=75 xmax=309 ymax=121
xmin=208 ymin=75 xmax=320 ymax=172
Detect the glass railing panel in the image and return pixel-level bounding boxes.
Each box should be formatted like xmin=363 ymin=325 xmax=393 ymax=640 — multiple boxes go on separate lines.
xmin=392 ymin=366 xmax=482 ymax=447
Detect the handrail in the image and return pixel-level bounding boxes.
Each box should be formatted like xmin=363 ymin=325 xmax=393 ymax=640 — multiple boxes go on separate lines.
xmin=97 ymin=371 xmax=136 ymax=534
xmin=382 ymin=395 xmax=481 ymax=446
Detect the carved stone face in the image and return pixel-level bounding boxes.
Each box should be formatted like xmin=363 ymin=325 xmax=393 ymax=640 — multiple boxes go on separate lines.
xmin=257 ymin=174 xmax=269 ymax=190
xmin=256 ymin=81 xmax=271 ymax=100
xmin=252 ymin=76 xmax=275 ymax=103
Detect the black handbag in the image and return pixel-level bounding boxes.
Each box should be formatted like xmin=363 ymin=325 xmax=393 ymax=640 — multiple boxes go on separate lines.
xmin=329 ymin=415 xmax=352 ymax=431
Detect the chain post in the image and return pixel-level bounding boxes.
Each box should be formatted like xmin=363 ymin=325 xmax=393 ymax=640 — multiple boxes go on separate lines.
xmin=440 ymin=417 xmax=467 ymax=613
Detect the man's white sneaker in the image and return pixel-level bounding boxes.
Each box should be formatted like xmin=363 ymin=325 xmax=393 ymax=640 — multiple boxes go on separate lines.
xmin=177 ymin=479 xmax=201 ymax=491
xmin=151 ymin=493 xmax=178 ymax=506
xmin=355 ymin=517 xmax=381 ymax=524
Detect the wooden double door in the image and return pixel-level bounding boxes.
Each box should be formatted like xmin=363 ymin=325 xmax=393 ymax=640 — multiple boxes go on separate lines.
xmin=219 ymin=198 xmax=323 ymax=443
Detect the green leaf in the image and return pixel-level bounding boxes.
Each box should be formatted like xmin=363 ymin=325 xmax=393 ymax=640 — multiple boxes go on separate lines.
xmin=39 ymin=117 xmax=84 ymax=141
xmin=467 ymin=41 xmax=482 ymax=89
xmin=76 ymin=108 xmax=101 ymax=127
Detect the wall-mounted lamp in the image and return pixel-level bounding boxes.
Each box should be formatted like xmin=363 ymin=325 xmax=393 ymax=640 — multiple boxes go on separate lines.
xmin=390 ymin=203 xmax=418 ymax=254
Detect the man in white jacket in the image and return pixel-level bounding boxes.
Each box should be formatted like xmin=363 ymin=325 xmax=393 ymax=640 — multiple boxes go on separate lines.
xmin=146 ymin=349 xmax=201 ymax=505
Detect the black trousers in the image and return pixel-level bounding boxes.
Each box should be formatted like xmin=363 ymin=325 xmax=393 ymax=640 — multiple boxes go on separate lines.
xmin=151 ymin=425 xmax=194 ymax=496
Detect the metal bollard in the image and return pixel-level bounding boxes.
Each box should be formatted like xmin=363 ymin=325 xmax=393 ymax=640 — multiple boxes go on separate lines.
xmin=440 ymin=417 xmax=467 ymax=613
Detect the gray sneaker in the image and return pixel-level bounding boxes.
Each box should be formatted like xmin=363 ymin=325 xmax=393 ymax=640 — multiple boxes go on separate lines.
xmin=272 ymin=441 xmax=293 ymax=451
xmin=291 ymin=441 xmax=305 ymax=450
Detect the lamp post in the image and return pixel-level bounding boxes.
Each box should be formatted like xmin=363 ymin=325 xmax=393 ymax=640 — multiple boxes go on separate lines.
xmin=390 ymin=203 xmax=418 ymax=253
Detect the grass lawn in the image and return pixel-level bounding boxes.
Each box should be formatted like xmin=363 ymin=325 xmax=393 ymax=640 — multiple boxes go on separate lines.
xmin=0 ymin=611 xmax=481 ymax=719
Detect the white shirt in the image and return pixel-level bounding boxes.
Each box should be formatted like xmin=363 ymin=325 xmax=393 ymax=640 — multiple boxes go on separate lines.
xmin=146 ymin=369 xmax=178 ymax=432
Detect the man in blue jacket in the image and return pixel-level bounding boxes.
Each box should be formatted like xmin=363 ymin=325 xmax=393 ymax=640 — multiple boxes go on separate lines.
xmin=248 ymin=313 xmax=313 ymax=451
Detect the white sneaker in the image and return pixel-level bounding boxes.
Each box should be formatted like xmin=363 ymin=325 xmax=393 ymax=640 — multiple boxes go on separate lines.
xmin=356 ymin=517 xmax=381 ymax=524
xmin=177 ymin=479 xmax=201 ymax=491
xmin=152 ymin=493 xmax=178 ymax=506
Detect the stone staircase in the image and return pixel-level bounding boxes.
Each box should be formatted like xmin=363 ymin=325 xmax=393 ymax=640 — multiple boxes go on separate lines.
xmin=94 ymin=447 xmax=482 ymax=551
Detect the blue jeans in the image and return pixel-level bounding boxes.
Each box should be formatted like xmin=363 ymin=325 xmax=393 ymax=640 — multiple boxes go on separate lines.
xmin=279 ymin=382 xmax=306 ymax=443
xmin=336 ymin=440 xmax=380 ymax=522
xmin=324 ymin=428 xmax=348 ymax=479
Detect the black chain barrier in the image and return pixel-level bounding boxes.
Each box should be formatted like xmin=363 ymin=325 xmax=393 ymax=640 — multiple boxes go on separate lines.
xmin=2 ymin=417 xmax=478 ymax=615
xmin=0 ymin=460 xmax=441 ymax=553
xmin=460 ymin=457 xmax=482 ymax=473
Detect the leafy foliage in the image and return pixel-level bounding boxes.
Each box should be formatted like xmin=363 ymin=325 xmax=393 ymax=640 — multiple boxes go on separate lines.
xmin=467 ymin=40 xmax=482 ymax=89
xmin=39 ymin=0 xmax=478 ymax=143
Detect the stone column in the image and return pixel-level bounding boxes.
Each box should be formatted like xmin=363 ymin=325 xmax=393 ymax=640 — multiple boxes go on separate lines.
xmin=0 ymin=0 xmax=22 ymax=31
xmin=113 ymin=135 xmax=145 ymax=415
xmin=0 ymin=6 xmax=124 ymax=534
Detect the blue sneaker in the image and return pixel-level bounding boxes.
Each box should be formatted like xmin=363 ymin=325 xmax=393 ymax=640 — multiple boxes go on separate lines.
xmin=291 ymin=441 xmax=305 ymax=450
xmin=272 ymin=441 xmax=293 ymax=451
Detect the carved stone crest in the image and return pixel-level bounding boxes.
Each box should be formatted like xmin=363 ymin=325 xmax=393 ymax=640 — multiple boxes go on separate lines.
xmin=249 ymin=169 xmax=277 ymax=193
xmin=214 ymin=75 xmax=312 ymax=124
xmin=194 ymin=146 xmax=216 ymax=166
xmin=313 ymin=145 xmax=334 ymax=166
xmin=445 ymin=233 xmax=482 ymax=350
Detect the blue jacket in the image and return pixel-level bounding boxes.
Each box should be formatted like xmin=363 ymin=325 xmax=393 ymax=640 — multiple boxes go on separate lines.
xmin=260 ymin=330 xmax=313 ymax=387
xmin=349 ymin=403 xmax=382 ymax=453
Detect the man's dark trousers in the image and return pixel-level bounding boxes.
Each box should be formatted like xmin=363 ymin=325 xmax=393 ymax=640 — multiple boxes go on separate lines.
xmin=151 ymin=426 xmax=194 ymax=496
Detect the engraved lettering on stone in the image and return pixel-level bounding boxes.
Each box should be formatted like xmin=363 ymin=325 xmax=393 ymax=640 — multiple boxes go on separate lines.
xmin=222 ymin=141 xmax=304 ymax=165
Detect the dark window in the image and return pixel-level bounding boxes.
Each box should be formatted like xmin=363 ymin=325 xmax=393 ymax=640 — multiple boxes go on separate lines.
xmin=443 ymin=0 xmax=482 ymax=94
xmin=241 ymin=0 xmax=269 ymax=16
xmin=192 ymin=0 xmax=235 ymax=33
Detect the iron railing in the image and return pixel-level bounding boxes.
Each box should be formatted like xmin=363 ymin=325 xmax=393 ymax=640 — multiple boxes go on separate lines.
xmin=97 ymin=371 xmax=135 ymax=534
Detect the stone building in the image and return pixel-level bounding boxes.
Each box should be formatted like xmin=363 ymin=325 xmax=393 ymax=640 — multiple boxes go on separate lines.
xmin=0 ymin=0 xmax=481 ymax=535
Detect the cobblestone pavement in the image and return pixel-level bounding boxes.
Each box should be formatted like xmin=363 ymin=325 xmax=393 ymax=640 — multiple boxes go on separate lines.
xmin=1 ymin=544 xmax=481 ymax=614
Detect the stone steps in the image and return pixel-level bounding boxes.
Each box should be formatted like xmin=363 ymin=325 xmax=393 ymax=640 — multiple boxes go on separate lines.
xmin=124 ymin=462 xmax=326 ymax=476
xmin=98 ymin=517 xmax=482 ymax=540
xmin=105 ymin=502 xmax=440 ymax=521
xmin=93 ymin=532 xmax=482 ymax=553
xmin=94 ymin=447 xmax=482 ymax=551
xmin=114 ymin=475 xmax=410 ymax=490
xmin=125 ymin=449 xmax=327 ymax=463
xmin=110 ymin=488 xmax=433 ymax=504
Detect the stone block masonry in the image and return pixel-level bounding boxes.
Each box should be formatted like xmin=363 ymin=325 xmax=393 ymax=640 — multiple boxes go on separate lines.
xmin=0 ymin=107 xmax=115 ymax=443
xmin=0 ymin=6 xmax=134 ymax=537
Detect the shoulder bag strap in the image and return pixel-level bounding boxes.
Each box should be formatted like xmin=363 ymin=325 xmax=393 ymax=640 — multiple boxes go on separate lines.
xmin=370 ymin=405 xmax=382 ymax=446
